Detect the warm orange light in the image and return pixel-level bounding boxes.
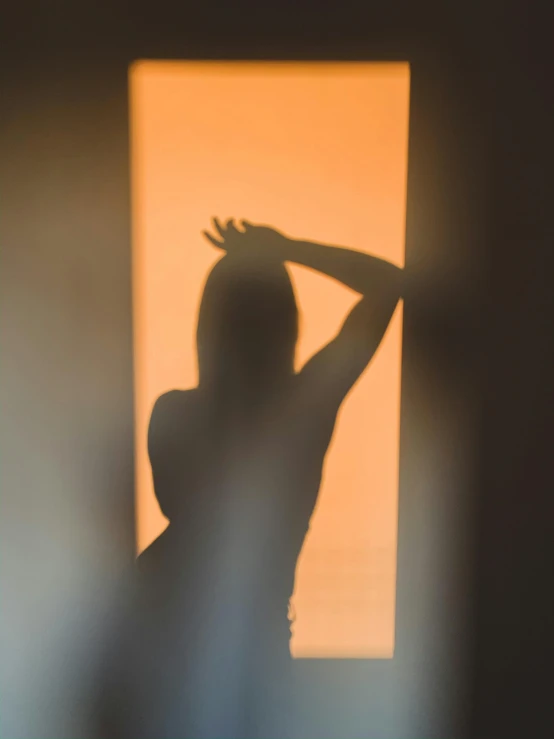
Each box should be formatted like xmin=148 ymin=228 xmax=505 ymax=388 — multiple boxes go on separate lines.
xmin=131 ymin=61 xmax=409 ymax=658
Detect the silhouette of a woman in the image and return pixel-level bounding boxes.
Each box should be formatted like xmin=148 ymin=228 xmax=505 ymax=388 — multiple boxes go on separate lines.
xmin=127 ymin=218 xmax=403 ymax=738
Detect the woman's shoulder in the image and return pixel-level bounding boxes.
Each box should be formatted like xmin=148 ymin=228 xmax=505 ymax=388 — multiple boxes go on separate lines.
xmin=148 ymin=388 xmax=201 ymax=443
xmin=151 ymin=388 xmax=200 ymax=420
xmin=154 ymin=387 xmax=198 ymax=409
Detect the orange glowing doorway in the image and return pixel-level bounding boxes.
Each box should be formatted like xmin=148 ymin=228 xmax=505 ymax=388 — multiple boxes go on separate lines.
xmin=131 ymin=61 xmax=410 ymax=658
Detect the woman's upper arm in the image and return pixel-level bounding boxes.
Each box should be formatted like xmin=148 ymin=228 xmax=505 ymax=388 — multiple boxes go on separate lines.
xmin=298 ymin=289 xmax=400 ymax=411
xmin=148 ymin=391 xmax=180 ymax=453
xmin=147 ymin=389 xmax=192 ymax=476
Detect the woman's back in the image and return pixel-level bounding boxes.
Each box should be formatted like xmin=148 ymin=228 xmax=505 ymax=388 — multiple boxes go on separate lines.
xmin=142 ymin=381 xmax=336 ymax=636
xmin=123 ymin=382 xmax=336 ymax=738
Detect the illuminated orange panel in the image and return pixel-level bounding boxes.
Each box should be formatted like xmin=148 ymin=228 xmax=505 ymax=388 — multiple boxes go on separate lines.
xmin=131 ymin=61 xmax=409 ymax=658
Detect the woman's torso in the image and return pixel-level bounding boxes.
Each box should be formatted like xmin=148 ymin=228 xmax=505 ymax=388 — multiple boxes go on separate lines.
xmin=142 ymin=382 xmax=337 ymax=642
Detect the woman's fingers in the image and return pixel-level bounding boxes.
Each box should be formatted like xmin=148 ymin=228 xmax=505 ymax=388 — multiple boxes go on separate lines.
xmin=212 ymin=217 xmax=227 ymax=239
xmin=202 ymin=230 xmax=224 ymax=248
xmin=226 ymin=218 xmax=240 ymax=235
xmin=205 ymin=217 xmax=250 ymax=249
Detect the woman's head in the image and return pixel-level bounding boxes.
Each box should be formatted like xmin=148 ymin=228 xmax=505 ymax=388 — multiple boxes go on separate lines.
xmin=196 ymin=254 xmax=298 ymax=394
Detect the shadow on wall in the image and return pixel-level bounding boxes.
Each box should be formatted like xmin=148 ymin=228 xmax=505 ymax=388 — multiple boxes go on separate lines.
xmin=97 ymin=218 xmax=404 ymax=739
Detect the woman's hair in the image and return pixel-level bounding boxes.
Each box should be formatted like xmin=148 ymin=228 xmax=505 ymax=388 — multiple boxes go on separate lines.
xmin=196 ymin=254 xmax=298 ymax=390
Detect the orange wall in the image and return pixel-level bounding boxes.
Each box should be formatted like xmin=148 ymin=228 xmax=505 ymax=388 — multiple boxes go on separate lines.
xmin=130 ymin=61 xmax=410 ymax=657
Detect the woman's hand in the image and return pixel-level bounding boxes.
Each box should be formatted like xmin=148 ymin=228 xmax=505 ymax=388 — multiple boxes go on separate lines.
xmin=202 ymin=217 xmax=244 ymax=252
xmin=202 ymin=218 xmax=288 ymax=255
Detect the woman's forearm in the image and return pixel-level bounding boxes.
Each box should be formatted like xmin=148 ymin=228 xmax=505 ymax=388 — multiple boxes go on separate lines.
xmin=276 ymin=238 xmax=403 ymax=297
xmin=203 ymin=219 xmax=403 ymax=298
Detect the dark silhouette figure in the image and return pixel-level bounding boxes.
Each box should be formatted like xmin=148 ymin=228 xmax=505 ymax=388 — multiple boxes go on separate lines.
xmin=101 ymin=219 xmax=403 ymax=739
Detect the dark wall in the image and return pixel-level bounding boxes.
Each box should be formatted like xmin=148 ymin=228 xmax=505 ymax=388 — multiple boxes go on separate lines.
xmin=465 ymin=6 xmax=554 ymax=739
xmin=1 ymin=2 xmax=552 ymax=738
